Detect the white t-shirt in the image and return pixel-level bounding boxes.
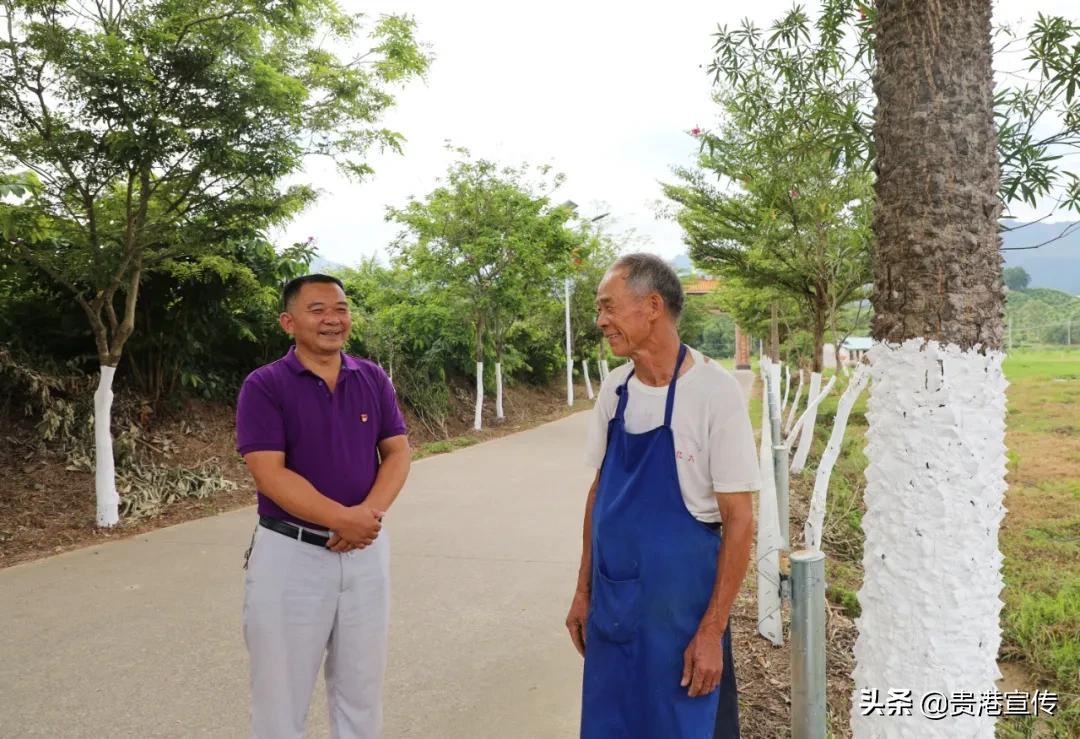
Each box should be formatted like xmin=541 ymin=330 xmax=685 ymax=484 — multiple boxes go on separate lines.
xmin=584 ymin=347 xmax=762 ymax=523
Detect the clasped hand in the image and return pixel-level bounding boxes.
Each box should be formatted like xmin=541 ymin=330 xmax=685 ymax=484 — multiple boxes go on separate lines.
xmin=326 ymin=504 xmax=384 ymax=553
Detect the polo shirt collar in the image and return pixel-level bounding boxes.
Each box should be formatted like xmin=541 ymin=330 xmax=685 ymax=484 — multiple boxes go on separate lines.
xmin=283 ymin=345 xmax=363 ymax=374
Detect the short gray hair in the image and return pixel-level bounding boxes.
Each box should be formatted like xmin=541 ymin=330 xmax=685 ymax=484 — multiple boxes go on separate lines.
xmin=611 ymin=252 xmax=685 ymax=320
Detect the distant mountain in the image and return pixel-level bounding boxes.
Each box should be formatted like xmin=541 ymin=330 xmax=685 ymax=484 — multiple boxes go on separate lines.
xmin=1001 ymin=222 xmax=1080 ymax=295
xmin=310 ymin=255 xmax=346 ymax=274
xmin=668 ymin=220 xmax=1080 ymax=294
xmin=669 ymin=253 xmax=694 ymax=273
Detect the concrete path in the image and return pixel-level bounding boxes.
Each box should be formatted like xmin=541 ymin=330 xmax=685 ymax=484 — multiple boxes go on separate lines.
xmin=0 ymin=412 xmax=593 ymax=738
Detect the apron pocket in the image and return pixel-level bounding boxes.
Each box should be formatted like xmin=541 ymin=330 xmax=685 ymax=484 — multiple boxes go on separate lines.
xmin=590 ymin=568 xmax=642 ymax=644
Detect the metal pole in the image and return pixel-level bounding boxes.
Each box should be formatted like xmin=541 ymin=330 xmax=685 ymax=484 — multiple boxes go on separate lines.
xmin=791 ymin=549 xmax=826 ymax=739
xmin=565 ymin=276 xmax=573 ymax=406
xmin=774 ymin=443 xmax=790 ymax=550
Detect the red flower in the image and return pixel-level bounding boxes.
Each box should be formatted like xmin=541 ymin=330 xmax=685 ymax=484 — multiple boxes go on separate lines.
xmin=790 ymin=187 xmax=800 ymax=199
xmin=691 ymin=126 xmax=702 ymax=137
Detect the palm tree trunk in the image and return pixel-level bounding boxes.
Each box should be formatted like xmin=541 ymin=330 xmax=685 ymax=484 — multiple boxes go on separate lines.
xmin=854 ymin=2 xmax=1006 ymax=737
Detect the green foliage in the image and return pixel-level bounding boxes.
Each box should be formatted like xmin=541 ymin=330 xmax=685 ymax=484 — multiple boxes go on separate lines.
xmin=1006 ymin=287 xmax=1080 ymax=347
xmin=665 ymin=7 xmax=875 ymax=370
xmin=1004 ymin=266 xmax=1032 ymax=290
xmin=0 ymin=0 xmax=429 ymax=367
xmin=679 ymin=291 xmax=736 ymax=358
xmin=388 ymin=151 xmax=578 ymax=365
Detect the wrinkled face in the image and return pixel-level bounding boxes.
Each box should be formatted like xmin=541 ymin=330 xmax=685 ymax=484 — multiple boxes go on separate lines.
xmin=280 ymin=282 xmax=351 ymax=356
xmin=595 ymin=268 xmax=661 ymax=356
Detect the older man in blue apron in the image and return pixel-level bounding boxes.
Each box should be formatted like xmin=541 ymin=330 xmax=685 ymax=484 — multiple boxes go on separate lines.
xmin=567 ymin=254 xmax=760 ymax=738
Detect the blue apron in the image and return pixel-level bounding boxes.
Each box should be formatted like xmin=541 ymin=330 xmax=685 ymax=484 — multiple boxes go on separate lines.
xmin=581 ymin=344 xmax=740 ymax=739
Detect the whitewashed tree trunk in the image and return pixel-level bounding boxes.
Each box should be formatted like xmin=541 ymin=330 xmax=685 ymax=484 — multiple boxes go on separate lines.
xmin=781 ymin=362 xmax=791 ymax=413
xmin=803 ymin=364 xmax=870 ymax=551
xmin=388 ymin=360 xmax=394 ymax=383
xmin=784 ymin=370 xmax=805 ymax=435
xmin=582 ymin=360 xmax=594 ymax=400
xmin=756 ymin=358 xmax=783 ymax=645
xmin=474 ymin=361 xmax=483 ymax=431
xmin=94 ymin=366 xmax=120 ymax=527
xmin=564 ymin=276 xmax=573 ymax=407
xmin=852 ymin=341 xmax=1006 ymax=738
xmin=600 ymin=359 xmax=610 ymax=382
xmin=495 ymin=362 xmax=504 ymax=420
xmin=789 ymin=371 xmax=823 ymax=473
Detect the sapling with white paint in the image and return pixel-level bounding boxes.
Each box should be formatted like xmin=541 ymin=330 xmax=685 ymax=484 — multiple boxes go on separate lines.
xmin=784 ymin=369 xmax=805 ymax=435
xmin=781 ymin=362 xmax=791 ymax=413
xmin=582 ymin=360 xmax=594 ymax=400
xmin=494 ymin=362 xmax=504 ymax=420
xmin=474 ymin=362 xmax=484 ymax=431
xmin=802 ymin=364 xmax=869 ymax=551
xmin=756 ymin=358 xmax=784 ymax=646
xmin=789 ymin=371 xmax=824 ymax=473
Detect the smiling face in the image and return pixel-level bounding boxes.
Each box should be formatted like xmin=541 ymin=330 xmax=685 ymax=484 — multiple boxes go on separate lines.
xmin=595 ymin=267 xmax=666 ymax=356
xmin=279 ymin=281 xmax=351 ymax=356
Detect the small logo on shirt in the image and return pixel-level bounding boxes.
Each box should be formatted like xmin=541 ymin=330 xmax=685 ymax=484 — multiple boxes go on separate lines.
xmin=360 ymin=413 xmax=369 ymax=423
xmin=676 ymin=449 xmax=696 ymax=464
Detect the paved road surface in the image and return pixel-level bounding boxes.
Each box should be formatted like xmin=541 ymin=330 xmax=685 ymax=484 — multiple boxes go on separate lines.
xmin=0 ymin=412 xmax=593 ymax=738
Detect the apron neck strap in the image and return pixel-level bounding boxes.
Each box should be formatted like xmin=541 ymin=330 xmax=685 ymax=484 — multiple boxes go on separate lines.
xmin=614 ymin=367 xmax=635 ymax=421
xmin=664 ymin=344 xmax=688 ymax=428
xmin=613 ymin=344 xmax=689 ymax=426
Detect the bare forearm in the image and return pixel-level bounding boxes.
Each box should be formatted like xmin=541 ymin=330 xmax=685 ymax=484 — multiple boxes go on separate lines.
xmin=577 ymin=478 xmax=598 ymax=594
xmin=254 ymin=467 xmax=347 ymax=530
xmin=699 ymin=510 xmax=753 ymax=636
xmin=363 ymin=450 xmax=411 ymax=513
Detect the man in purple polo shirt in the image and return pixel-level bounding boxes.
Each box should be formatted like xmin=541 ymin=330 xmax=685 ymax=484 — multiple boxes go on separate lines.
xmin=236 ymin=273 xmax=411 ymax=739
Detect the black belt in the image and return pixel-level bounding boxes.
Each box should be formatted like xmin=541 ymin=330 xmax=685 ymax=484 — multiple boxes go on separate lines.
xmin=259 ymin=516 xmax=331 ymax=547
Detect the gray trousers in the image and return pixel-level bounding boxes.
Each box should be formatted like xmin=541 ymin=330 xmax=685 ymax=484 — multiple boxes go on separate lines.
xmin=243 ymin=524 xmax=391 ymax=739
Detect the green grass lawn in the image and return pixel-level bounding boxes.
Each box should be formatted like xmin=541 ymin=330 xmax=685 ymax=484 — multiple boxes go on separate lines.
xmin=744 ymin=347 xmax=1079 ymax=737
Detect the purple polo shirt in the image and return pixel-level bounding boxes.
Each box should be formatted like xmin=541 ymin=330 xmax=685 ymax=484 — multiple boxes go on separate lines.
xmin=235 ymin=346 xmax=408 ymax=530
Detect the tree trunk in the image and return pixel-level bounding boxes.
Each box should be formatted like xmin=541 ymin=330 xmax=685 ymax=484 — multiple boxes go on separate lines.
xmin=94 ymin=366 xmax=120 ymax=527
xmin=494 ymin=342 xmax=505 ymax=421
xmin=854 ymin=2 xmax=1006 ymax=737
xmin=582 ymin=359 xmax=594 ymax=400
xmin=474 ymin=317 xmax=484 ymax=431
xmin=811 ymin=294 xmax=826 ymax=373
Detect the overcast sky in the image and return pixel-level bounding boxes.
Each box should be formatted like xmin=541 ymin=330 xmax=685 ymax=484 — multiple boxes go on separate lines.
xmin=273 ymin=0 xmax=1079 ymax=267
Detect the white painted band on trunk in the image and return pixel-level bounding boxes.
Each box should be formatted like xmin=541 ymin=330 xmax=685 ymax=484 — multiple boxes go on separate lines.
xmin=781 ymin=362 xmax=791 ymax=413
xmin=803 ymin=364 xmax=870 ymax=551
xmin=851 ymin=340 xmax=1006 ymax=738
xmin=756 ymin=359 xmax=784 ymax=646
xmin=789 ymin=372 xmax=828 ymax=473
xmin=94 ymin=366 xmax=120 ymax=527
xmin=582 ymin=360 xmax=594 ymax=400
xmin=785 ymin=374 xmax=835 ymax=448
xmin=474 ymin=362 xmax=483 ymax=431
xmin=784 ymin=372 xmax=805 ymax=435
xmin=495 ymin=362 xmax=504 ymax=420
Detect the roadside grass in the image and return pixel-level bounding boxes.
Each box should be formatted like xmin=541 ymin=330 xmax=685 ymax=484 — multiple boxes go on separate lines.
xmin=415 ymin=435 xmax=479 ymax=458
xmin=743 ymin=347 xmax=1079 ymax=736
